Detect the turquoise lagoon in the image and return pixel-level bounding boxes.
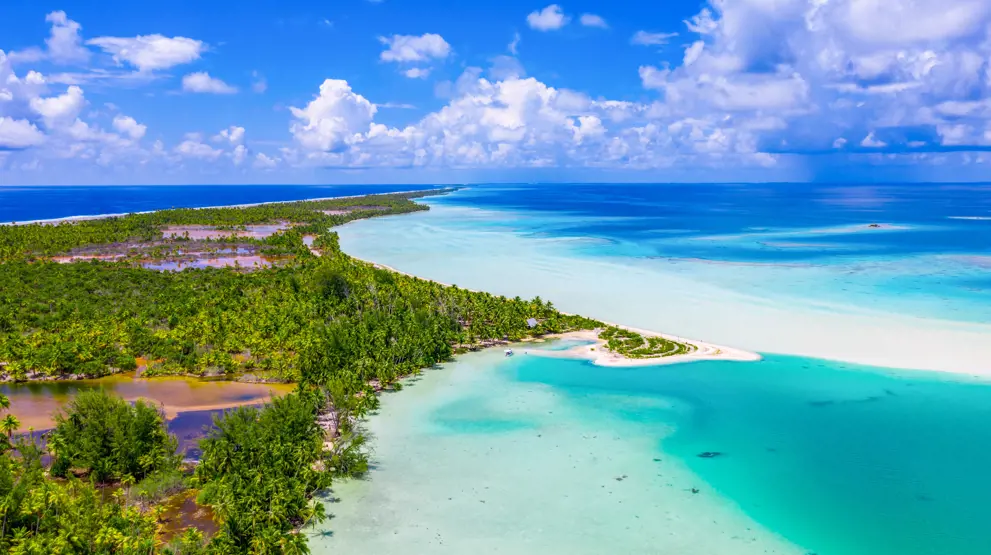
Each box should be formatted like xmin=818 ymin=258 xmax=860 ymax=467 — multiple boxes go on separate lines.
xmin=313 ymin=185 xmax=991 ymax=554
xmin=314 ymin=349 xmax=991 ymax=555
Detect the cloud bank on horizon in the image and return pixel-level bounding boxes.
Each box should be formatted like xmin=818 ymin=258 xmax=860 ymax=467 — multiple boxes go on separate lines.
xmin=2 ymin=1 xmax=991 ymax=184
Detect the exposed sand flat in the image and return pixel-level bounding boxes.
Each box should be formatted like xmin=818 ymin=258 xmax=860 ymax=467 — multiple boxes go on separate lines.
xmin=162 ymin=223 xmax=293 ymax=240
xmin=142 ymin=255 xmax=283 ymax=271
xmin=533 ymin=328 xmax=760 ymax=367
xmin=2 ymin=376 xmax=293 ymax=430
xmin=50 ymin=253 xmax=127 ymax=263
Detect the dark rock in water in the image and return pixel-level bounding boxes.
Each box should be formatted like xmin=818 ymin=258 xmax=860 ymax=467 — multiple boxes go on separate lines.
xmin=697 ymin=451 xmax=723 ymax=459
xmin=868 ymin=223 xmax=881 ymax=228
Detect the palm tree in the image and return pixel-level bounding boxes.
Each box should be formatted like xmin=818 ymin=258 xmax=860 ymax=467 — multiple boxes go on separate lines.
xmin=1 ymin=414 xmax=20 ymax=439
xmin=0 ymin=393 xmax=9 ymax=412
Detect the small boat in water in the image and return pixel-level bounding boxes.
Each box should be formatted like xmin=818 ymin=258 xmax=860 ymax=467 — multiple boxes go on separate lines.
xmin=505 ymin=349 xmax=514 ymax=357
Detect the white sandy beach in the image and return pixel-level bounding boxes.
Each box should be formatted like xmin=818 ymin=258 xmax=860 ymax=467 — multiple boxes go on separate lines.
xmin=531 ymin=329 xmax=760 ymax=367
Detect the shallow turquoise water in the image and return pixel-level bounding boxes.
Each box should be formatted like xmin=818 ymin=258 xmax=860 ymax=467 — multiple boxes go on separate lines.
xmin=315 ymin=349 xmax=802 ymax=555
xmin=516 ymin=354 xmax=991 ymax=555
xmin=317 ymin=350 xmax=991 ymax=555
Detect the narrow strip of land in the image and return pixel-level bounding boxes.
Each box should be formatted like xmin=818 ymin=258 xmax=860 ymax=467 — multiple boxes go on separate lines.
xmin=349 ymin=255 xmax=760 ymax=366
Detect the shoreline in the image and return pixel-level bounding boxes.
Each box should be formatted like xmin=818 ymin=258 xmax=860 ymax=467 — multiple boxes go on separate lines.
xmin=337 ymin=212 xmax=991 ymax=379
xmin=316 ymin=345 xmax=805 ymax=555
xmin=0 ymin=187 xmax=445 ymax=226
xmin=351 ymin=254 xmax=761 ymax=367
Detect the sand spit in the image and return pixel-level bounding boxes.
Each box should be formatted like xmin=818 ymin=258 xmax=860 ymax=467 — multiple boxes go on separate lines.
xmin=532 ymin=328 xmax=760 ymax=367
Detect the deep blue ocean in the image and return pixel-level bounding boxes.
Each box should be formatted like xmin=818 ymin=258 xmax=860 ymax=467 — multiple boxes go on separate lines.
xmin=435 ymin=183 xmax=991 ymax=262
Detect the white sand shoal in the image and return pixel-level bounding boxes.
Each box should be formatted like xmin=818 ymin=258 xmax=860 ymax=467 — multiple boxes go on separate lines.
xmin=532 ymin=328 xmax=760 ymax=367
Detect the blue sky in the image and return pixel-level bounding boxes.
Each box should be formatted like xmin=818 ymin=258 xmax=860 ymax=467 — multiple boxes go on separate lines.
xmin=2 ymin=0 xmax=991 ymax=184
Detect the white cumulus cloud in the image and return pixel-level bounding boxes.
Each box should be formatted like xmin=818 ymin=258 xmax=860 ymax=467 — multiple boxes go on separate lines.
xmin=509 ymin=33 xmax=521 ymax=55
xmin=0 ymin=117 xmax=46 ymax=149
xmin=579 ymin=14 xmax=608 ymax=28
xmin=289 ymin=79 xmax=378 ymax=152
xmin=231 ymin=144 xmax=247 ymax=166
xmin=112 ymin=115 xmax=147 ymax=140
xmin=282 ymin=73 xmax=767 ymax=170
xmin=44 ymin=11 xmax=90 ymax=65
xmin=254 ymin=152 xmax=278 ymax=169
xmin=87 ymin=35 xmax=205 ymax=72
xmin=527 ymin=5 xmax=569 ymax=31
xmin=404 ymin=68 xmax=431 ymax=79
xmin=215 ymin=125 xmax=246 ymax=144
xmin=30 ymin=86 xmax=87 ymax=127
xmin=631 ymin=31 xmax=679 ymax=46
xmin=182 ymin=72 xmax=237 ymax=94
xmin=175 ymin=135 xmax=223 ymax=160
xmin=379 ymin=34 xmax=451 ymax=62
xmin=861 ymin=132 xmax=887 ymax=148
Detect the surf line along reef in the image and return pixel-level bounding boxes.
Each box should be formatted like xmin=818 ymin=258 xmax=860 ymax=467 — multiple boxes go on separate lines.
xmin=0 ymin=189 xmax=749 ymax=553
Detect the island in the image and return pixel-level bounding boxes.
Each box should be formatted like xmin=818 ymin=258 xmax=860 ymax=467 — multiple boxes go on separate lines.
xmin=0 ymin=190 xmax=748 ymax=553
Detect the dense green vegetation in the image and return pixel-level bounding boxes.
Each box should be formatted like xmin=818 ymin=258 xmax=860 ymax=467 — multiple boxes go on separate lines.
xmin=0 ymin=190 xmax=606 ymax=553
xmin=49 ymin=389 xmax=180 ymax=483
xmin=1 ymin=390 xmax=335 ymax=553
xmin=599 ymin=326 xmax=694 ymax=358
xmin=0 ymin=439 xmax=162 ymax=554
xmin=195 ymin=393 xmax=330 ymax=554
xmin=0 ymin=390 xmax=166 ymax=554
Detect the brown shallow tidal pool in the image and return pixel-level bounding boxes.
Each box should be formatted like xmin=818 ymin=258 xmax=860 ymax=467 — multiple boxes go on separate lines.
xmin=1 ymin=373 xmax=294 ymax=430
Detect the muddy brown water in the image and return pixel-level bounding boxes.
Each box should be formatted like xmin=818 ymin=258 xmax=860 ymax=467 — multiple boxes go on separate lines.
xmin=1 ymin=373 xmax=294 ymax=431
